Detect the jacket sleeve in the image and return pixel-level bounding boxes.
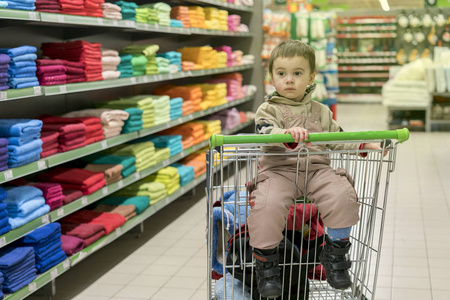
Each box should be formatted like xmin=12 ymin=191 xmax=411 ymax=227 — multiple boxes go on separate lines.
xmin=255 ymin=103 xmax=291 ymax=148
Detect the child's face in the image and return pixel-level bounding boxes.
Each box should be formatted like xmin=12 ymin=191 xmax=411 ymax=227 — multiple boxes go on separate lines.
xmin=271 ymin=56 xmax=315 ymax=100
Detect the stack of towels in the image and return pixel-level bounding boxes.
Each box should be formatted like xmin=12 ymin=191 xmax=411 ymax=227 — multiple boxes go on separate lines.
xmin=0 ymin=187 xmax=11 ymax=236
xmin=214 ymin=46 xmax=232 ymax=67
xmin=98 ymin=195 xmax=149 ymax=214
xmin=84 ymin=0 xmax=104 ymax=18
xmin=40 ymin=117 xmax=86 ymax=152
xmin=149 ymin=167 xmax=180 ymax=195
xmin=232 ymin=50 xmax=243 ymax=66
xmin=0 ymin=46 xmax=39 ymax=90
xmin=0 ymin=247 xmax=37 ymax=294
xmin=3 ymin=0 xmax=35 ymax=10
xmin=101 ymin=3 xmax=122 ymax=19
xmin=18 ymin=223 xmax=66 ymax=273
xmin=153 ymin=84 xmax=202 ymax=112
xmin=182 ymin=151 xmax=207 ymax=178
xmin=195 ymin=120 xmax=222 ymax=140
xmin=171 ymin=6 xmax=190 ymax=28
xmin=35 ymin=0 xmax=61 ymax=13
xmin=84 ymin=163 xmax=123 ymax=185
xmin=181 ymin=61 xmax=195 ymax=71
xmin=96 ymin=95 xmax=154 ymax=129
xmin=177 ymin=46 xmax=217 ymax=70
xmin=35 ymin=59 xmax=68 ymax=86
xmin=120 ymin=44 xmax=160 ymax=76
xmin=156 ymin=51 xmax=182 ymax=72
xmin=0 ymin=54 xmax=10 ymax=91
xmin=156 ymin=56 xmax=170 ymax=74
xmin=61 ymin=222 xmax=105 ymax=247
xmin=93 ymin=202 xmax=136 ymax=221
xmin=146 ymin=2 xmax=170 ymax=26
xmin=81 ymin=153 xmax=136 ymax=178
xmin=0 ymin=119 xmax=43 ymax=168
xmin=41 ymin=40 xmax=103 ymax=82
xmin=62 ymin=190 xmax=83 ymax=206
xmin=121 ymin=108 xmax=143 ymax=133
xmin=188 ymin=6 xmax=206 ymax=29
xmin=114 ymin=1 xmax=137 ymax=21
xmin=204 ymin=7 xmax=228 ymax=31
xmin=58 ymin=0 xmax=84 ymax=15
xmin=181 ymin=100 xmax=194 ymax=116
xmin=109 ymin=142 xmax=155 ymax=172
xmin=116 ymin=180 xmax=166 ymax=205
xmin=131 ymin=55 xmax=147 ymax=76
xmin=194 ymin=83 xmax=228 ymax=108
xmin=117 ymin=54 xmax=133 ymax=78
xmin=33 ymin=182 xmax=65 ymax=211
xmin=152 ymin=95 xmax=170 ymax=126
xmin=60 ymin=234 xmax=85 ymax=256
xmin=228 ymin=14 xmax=241 ymax=32
xmin=169 ymin=97 xmax=183 ymax=120
xmin=0 ymin=138 xmax=8 ymax=172
xmin=4 ymin=186 xmax=50 ymax=230
xmin=215 ymin=51 xmax=228 ymax=68
xmin=62 ymin=210 xmax=126 ymax=235
xmin=36 ymin=167 xmax=105 ymax=195
xmin=149 ymin=135 xmax=183 ymax=156
xmin=62 ymin=60 xmax=85 ymax=84
xmin=208 ymin=108 xmax=241 ymax=130
xmin=171 ymin=162 xmax=194 ymax=187
xmin=161 ymin=122 xmax=204 ymax=146
xmin=135 ymin=6 xmax=150 ymax=24
xmin=101 ymin=49 xmax=121 ymax=80
xmin=153 ymin=147 xmax=170 ymax=164
xmin=62 ymin=108 xmax=129 ymax=139
xmin=170 ymin=19 xmax=183 ymax=28
xmin=210 ymin=72 xmax=244 ymax=101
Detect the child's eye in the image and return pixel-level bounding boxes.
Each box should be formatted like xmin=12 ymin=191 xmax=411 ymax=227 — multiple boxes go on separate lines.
xmin=278 ymin=72 xmax=285 ymax=76
xmin=294 ymin=72 xmax=302 ymax=76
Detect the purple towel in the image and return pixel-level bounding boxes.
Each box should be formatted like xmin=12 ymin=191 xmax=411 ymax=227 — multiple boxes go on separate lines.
xmin=0 ymin=73 xmax=9 ymax=79
xmin=0 ymin=54 xmax=10 ymax=65
xmin=61 ymin=235 xmax=85 ymax=255
xmin=0 ymin=138 xmax=8 ymax=147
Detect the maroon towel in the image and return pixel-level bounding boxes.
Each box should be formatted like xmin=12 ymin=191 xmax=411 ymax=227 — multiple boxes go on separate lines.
xmin=36 ymin=167 xmax=104 ymax=188
xmin=42 ymin=123 xmax=86 ymax=134
xmin=62 ymin=210 xmax=126 ymax=234
xmin=61 ymin=234 xmax=85 ymax=255
xmin=40 ymin=115 xmax=101 ymax=126
xmin=59 ymin=178 xmax=105 ymax=195
xmin=83 ymin=229 xmax=105 ymax=246
xmin=59 ymin=136 xmax=86 ymax=147
xmin=59 ymin=130 xmax=85 ymax=140
xmin=62 ymin=189 xmax=83 ymax=204
xmin=36 ymin=65 xmax=67 ymax=74
xmin=58 ymin=142 xmax=87 ymax=152
xmin=40 ymin=131 xmax=60 ymax=144
xmin=61 ymin=222 xmax=105 ymax=239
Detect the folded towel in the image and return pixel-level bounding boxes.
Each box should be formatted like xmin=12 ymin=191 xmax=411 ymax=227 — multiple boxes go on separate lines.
xmin=99 ymin=196 xmax=149 ymax=214
xmin=7 ymin=197 xmax=46 ymax=218
xmin=0 ymin=46 xmax=37 ymax=57
xmin=7 ymin=138 xmax=43 ymax=155
xmin=21 ymin=223 xmax=61 ymax=245
xmin=62 ymin=210 xmax=126 ymax=235
xmin=0 ymin=246 xmax=34 ymax=269
xmin=36 ymin=167 xmax=104 ymax=189
xmin=7 ymin=147 xmax=42 ymax=168
xmin=8 ymin=205 xmax=50 ymax=230
xmin=3 ymin=186 xmax=43 ymax=208
xmin=35 ymin=248 xmax=66 ymax=273
xmin=61 ymin=234 xmax=85 ymax=255
xmin=0 ymin=119 xmax=43 ymax=137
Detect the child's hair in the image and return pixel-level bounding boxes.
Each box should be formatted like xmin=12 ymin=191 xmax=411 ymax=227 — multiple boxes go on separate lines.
xmin=269 ymin=40 xmax=316 ymax=75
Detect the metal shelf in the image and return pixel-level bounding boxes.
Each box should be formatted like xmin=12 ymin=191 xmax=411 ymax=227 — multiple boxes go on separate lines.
xmin=338 ymin=65 xmax=391 ymax=71
xmin=338 ymin=58 xmax=397 ymax=64
xmin=337 ymin=25 xmax=396 ymax=32
xmin=337 ymin=17 xmax=396 ymax=25
xmin=336 ymin=33 xmax=397 ymax=39
xmin=338 ymin=73 xmax=390 ymax=78
xmin=337 ymin=93 xmax=383 ymax=103
xmin=180 ymin=0 xmax=253 ymax=12
xmin=339 ymin=82 xmax=385 ymax=87
xmin=337 ymin=51 xmax=397 ymax=57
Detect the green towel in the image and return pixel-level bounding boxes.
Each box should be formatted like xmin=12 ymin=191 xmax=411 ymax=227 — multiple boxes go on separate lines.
xmin=121 ymin=44 xmax=160 ymax=57
xmin=81 ymin=154 xmax=136 ymax=171
xmin=153 ymin=147 xmax=170 ymax=163
xmin=122 ymin=165 xmax=136 ymax=177
xmin=100 ymin=196 xmax=149 ymax=214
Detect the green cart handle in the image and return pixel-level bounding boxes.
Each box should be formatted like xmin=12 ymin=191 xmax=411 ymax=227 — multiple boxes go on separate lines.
xmin=210 ymin=128 xmax=409 ymax=147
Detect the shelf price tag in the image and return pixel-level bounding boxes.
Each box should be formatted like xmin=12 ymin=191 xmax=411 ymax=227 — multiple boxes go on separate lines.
xmin=33 ymin=86 xmax=41 ymax=95
xmin=57 ymin=15 xmax=65 ymax=22
xmin=101 ymin=140 xmax=107 ymax=149
xmin=131 ymin=77 xmax=137 ymax=84
xmin=0 ymin=237 xmax=6 ymax=247
xmin=97 ymin=18 xmax=103 ymax=25
xmin=57 ymin=207 xmax=64 ymax=217
xmin=3 ymin=169 xmax=13 ymax=181
xmin=0 ymin=92 xmax=6 ymax=100
xmin=59 ymin=85 xmax=67 ymax=93
xmin=42 ymin=215 xmax=50 ymax=224
xmin=29 ymin=12 xmax=38 ymax=20
xmin=50 ymin=268 xmax=58 ymax=279
xmin=115 ymin=227 xmax=122 ymax=237
xmin=112 ymin=20 xmax=118 ymax=26
xmin=134 ymin=172 xmax=141 ymax=180
xmin=38 ymin=160 xmax=46 ymax=170
xmin=102 ymin=187 xmax=108 ymax=195
xmin=28 ymin=282 xmax=37 ymax=292
xmin=81 ymin=196 xmax=88 ymax=205
xmin=63 ymin=259 xmax=70 ymax=269
xmin=117 ymin=180 xmax=123 ymax=188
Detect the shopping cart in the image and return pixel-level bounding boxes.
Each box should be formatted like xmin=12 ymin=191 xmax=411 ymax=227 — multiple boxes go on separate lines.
xmin=206 ymin=129 xmax=409 ymax=300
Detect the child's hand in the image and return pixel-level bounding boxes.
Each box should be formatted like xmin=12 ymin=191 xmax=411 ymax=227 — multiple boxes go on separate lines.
xmin=363 ymin=142 xmax=389 ymax=156
xmin=287 ymin=127 xmax=312 ymax=146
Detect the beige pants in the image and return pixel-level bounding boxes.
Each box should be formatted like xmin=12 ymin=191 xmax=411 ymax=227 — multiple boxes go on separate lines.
xmin=248 ymin=167 xmax=360 ymax=250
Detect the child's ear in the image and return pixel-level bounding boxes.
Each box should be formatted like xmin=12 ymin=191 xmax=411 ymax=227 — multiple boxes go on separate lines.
xmin=309 ymin=72 xmax=316 ymax=85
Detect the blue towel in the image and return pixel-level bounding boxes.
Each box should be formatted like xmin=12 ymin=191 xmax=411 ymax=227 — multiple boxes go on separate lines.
xmin=32 ymin=235 xmax=61 ymax=254
xmin=8 ymin=61 xmax=36 ymax=68
xmin=35 ymin=241 xmax=62 ymax=260
xmin=3 ymin=186 xmax=43 ymax=208
xmin=0 ymin=208 xmax=8 ymax=219
xmin=215 ymin=274 xmax=251 ymax=300
xmin=9 ymin=53 xmax=37 ymax=62
xmin=0 ymin=187 xmax=6 ymax=201
xmin=2 ymin=268 xmax=37 ymax=293
xmin=170 ymin=97 xmax=183 ymax=106
xmin=7 ymin=66 xmax=37 ymax=76
xmin=10 ymin=80 xmax=39 ymax=89
xmin=0 ymin=216 xmax=10 ymax=228
xmin=7 ymin=133 xmax=40 ymax=146
xmin=8 ymin=204 xmax=50 ymax=230
xmin=8 ymin=197 xmax=45 ymax=218
xmin=3 ymin=256 xmax=35 ymax=279
xmin=35 ymin=249 xmax=66 ymax=273
xmin=170 ymin=19 xmax=183 ymax=27
xmin=7 ymin=76 xmax=39 ymax=89
xmin=22 ymin=223 xmax=61 ymax=245
xmin=7 ymin=138 xmax=42 ymax=155
xmin=13 ymin=72 xmax=37 ymax=78
xmin=169 ymin=144 xmax=183 ymax=156
xmin=8 ymin=148 xmax=41 ymax=167
xmin=172 ymin=163 xmax=195 ymax=186
xmin=0 ymin=46 xmax=37 ymax=57
xmin=0 ymin=246 xmax=34 ymax=269
xmin=122 ymin=165 xmax=136 ymax=177
xmin=0 ymin=119 xmax=42 ymax=137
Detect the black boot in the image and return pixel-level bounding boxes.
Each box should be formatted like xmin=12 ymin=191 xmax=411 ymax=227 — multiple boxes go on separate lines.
xmin=319 ymin=235 xmax=352 ymax=290
xmin=253 ymin=248 xmax=282 ymax=299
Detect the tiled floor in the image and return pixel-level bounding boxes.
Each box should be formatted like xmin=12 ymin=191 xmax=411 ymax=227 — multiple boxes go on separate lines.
xmin=28 ymin=103 xmax=450 ymax=300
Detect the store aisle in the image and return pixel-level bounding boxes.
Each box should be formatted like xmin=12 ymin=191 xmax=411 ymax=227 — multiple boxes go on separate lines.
xmin=28 ymin=103 xmax=450 ymax=300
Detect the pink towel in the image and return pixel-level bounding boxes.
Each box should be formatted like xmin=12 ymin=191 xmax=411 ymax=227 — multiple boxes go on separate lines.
xmin=61 ymin=234 xmax=85 ymax=255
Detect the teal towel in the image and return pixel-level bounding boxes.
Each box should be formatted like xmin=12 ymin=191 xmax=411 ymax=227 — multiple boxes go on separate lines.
xmin=100 ymin=195 xmax=149 ymax=214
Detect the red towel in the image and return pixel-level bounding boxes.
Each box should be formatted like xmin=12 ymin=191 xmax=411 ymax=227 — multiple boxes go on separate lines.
xmin=42 ymin=123 xmax=86 ymax=134
xmin=36 ymin=65 xmax=67 ymax=74
xmin=62 ymin=189 xmax=83 ymax=204
xmin=60 ymin=178 xmax=105 ymax=195
xmin=58 ymin=142 xmax=87 ymax=152
xmin=40 ymin=115 xmax=101 ymax=126
xmin=40 ymin=148 xmax=58 ymax=158
xmin=62 ymin=210 xmax=126 ymax=235
xmin=59 ymin=136 xmax=86 ymax=147
xmin=61 ymin=222 xmax=105 ymax=239
xmin=86 ymin=134 xmax=104 ymax=145
xmin=42 ymin=142 xmax=58 ymax=151
xmin=36 ymin=167 xmax=104 ymax=189
xmin=61 ymin=234 xmax=85 ymax=255
xmin=58 ymin=131 xmax=85 ymax=141
xmin=40 ymin=131 xmax=60 ymax=145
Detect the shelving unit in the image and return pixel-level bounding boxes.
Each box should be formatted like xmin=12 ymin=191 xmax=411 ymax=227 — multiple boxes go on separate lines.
xmin=335 ymin=14 xmax=397 ymax=103
xmin=0 ymin=0 xmax=264 ymax=298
